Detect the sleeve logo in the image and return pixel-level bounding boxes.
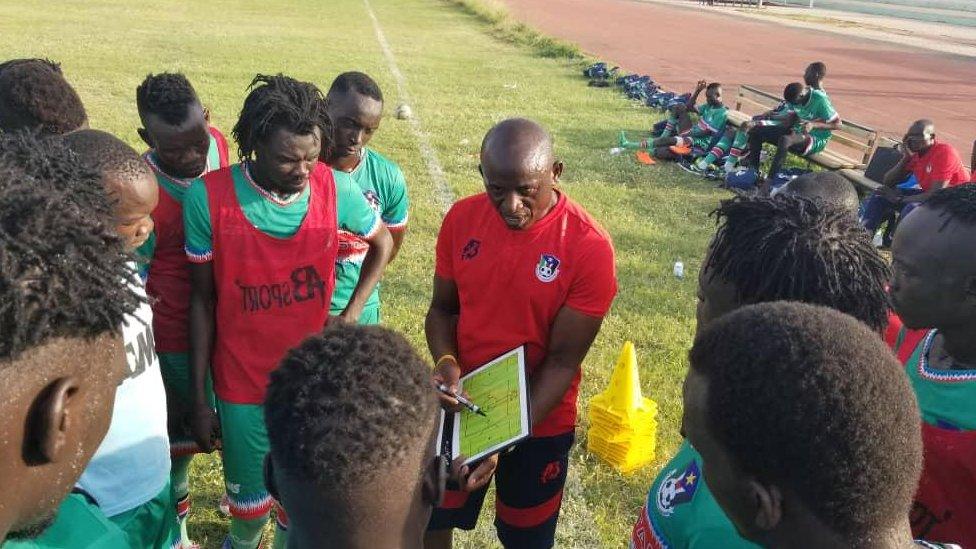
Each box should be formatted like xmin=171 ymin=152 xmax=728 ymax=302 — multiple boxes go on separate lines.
xmin=461 ymin=239 xmax=481 ymax=260
xmin=655 ymin=459 xmax=701 ymax=517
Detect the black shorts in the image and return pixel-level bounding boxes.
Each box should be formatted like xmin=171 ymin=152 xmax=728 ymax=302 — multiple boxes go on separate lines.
xmin=428 ymin=432 xmax=575 ymax=549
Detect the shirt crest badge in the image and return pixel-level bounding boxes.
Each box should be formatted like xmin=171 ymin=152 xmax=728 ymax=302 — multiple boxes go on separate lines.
xmin=535 ymin=253 xmax=561 ymax=283
xmin=656 ymin=459 xmax=701 ymax=517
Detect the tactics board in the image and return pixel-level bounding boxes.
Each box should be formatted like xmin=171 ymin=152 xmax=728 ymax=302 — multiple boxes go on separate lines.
xmin=438 ymin=346 xmax=530 ymax=465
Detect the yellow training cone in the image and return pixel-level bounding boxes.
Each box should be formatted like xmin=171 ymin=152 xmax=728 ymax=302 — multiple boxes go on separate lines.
xmin=603 ymin=341 xmax=645 ymax=415
xmin=586 ymin=341 xmax=658 ymax=473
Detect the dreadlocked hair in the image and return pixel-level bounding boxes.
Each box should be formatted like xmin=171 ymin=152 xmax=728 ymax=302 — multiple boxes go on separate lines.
xmin=706 ymin=194 xmax=891 ymax=332
xmin=0 ymin=58 xmax=87 ymax=136
xmin=232 ymin=74 xmax=332 ymax=162
xmin=136 ymin=72 xmax=200 ymax=126
xmin=924 ymin=183 xmax=976 ymax=227
xmin=0 ymin=131 xmax=140 ymax=360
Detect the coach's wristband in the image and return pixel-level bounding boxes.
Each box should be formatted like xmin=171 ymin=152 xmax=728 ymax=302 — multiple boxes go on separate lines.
xmin=435 ymin=354 xmax=458 ymax=369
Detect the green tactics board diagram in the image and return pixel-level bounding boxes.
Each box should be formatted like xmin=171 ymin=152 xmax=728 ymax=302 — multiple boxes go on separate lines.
xmin=439 ymin=346 xmax=530 ymax=465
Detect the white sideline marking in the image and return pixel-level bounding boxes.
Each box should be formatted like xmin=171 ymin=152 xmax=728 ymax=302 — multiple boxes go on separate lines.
xmin=363 ymin=0 xmax=455 ymax=213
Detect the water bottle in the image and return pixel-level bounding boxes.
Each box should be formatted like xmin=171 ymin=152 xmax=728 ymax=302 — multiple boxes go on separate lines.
xmin=673 ymin=261 xmax=684 ymax=279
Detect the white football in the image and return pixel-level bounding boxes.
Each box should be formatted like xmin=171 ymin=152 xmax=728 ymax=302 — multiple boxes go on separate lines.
xmin=395 ymin=104 xmax=412 ymax=120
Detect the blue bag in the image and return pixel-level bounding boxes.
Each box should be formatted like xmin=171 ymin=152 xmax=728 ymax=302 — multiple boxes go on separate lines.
xmin=725 ymin=168 xmax=760 ymax=190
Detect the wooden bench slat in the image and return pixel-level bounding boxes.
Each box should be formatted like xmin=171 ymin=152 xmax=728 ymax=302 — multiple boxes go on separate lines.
xmin=731 ymin=85 xmax=879 ymax=171
xmin=725 ymin=110 xmax=752 ymax=126
xmin=806 ymin=150 xmax=862 ymax=170
xmin=829 ymin=132 xmax=871 ymax=151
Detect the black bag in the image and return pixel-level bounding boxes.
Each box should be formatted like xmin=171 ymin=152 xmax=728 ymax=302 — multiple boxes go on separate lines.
xmin=864 ymin=145 xmax=903 ymax=184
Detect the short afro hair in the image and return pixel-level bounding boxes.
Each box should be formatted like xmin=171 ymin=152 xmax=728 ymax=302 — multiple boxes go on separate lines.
xmin=0 ymin=131 xmax=139 ymax=360
xmin=326 ymin=71 xmax=383 ymax=103
xmin=136 ymin=72 xmax=201 ymax=126
xmin=0 ymin=58 xmax=87 ymax=136
xmin=265 ymin=323 xmax=437 ymax=490
xmin=689 ymin=301 xmax=922 ymax=537
xmin=783 ymin=82 xmax=804 ymax=104
xmin=232 ymin=74 xmax=332 ymax=162
xmin=807 ymin=61 xmax=827 ymax=78
xmin=706 ymin=82 xmax=721 ymax=93
xmin=706 ymin=194 xmax=891 ymax=331
xmin=922 ymin=182 xmax=976 ymax=229
xmin=62 ymin=129 xmax=153 ymax=187
xmin=781 ymin=171 xmax=859 ymax=213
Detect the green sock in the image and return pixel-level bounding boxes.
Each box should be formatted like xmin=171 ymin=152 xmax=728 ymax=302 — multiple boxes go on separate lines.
xmin=229 ymin=515 xmax=269 ymax=549
xmin=660 ymin=115 xmax=677 ymax=138
xmin=618 ymin=131 xmax=647 ymax=150
xmin=700 ymin=132 xmax=733 ymax=165
xmin=171 ymin=455 xmax=193 ymax=547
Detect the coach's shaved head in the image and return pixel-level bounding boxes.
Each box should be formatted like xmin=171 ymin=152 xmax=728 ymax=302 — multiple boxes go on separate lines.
xmin=480 ymin=118 xmax=562 ymax=230
xmin=905 ymin=119 xmax=936 ymax=154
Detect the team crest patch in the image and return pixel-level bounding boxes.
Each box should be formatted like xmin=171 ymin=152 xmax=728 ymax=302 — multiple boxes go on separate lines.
xmin=535 ymin=254 xmax=561 ymax=283
xmin=655 ymin=460 xmax=701 ymax=517
xmin=363 ymin=190 xmax=381 ymax=212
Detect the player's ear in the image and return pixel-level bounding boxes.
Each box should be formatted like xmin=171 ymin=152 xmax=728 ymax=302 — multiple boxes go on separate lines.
xmin=26 ymin=377 xmax=80 ymax=465
xmin=137 ymin=127 xmax=153 ymax=149
xmin=551 ymin=161 xmax=564 ymax=183
xmin=749 ymin=480 xmax=782 ymax=532
xmin=422 ymin=455 xmax=448 ymax=506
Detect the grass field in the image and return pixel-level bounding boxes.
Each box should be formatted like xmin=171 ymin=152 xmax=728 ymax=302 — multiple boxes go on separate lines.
xmin=0 ymin=0 xmax=729 ymax=546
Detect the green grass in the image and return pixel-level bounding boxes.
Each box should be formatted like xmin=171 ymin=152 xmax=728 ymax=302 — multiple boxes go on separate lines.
xmin=0 ymin=0 xmax=728 ymax=546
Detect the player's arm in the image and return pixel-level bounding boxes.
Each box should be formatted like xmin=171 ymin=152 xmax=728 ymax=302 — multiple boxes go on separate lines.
xmin=184 ymin=180 xmax=220 ymax=452
xmin=802 ymin=100 xmax=842 ymax=132
xmin=188 ymin=262 xmax=219 ymax=451
xmin=801 ymin=116 xmax=842 ymax=132
xmin=426 ymin=275 xmax=498 ymax=491
xmin=882 ymin=142 xmax=914 ymax=188
xmin=389 ymin=227 xmax=406 ymax=262
xmin=685 ymin=80 xmax=707 ymax=114
xmin=530 ymin=306 xmax=605 ymax=427
xmin=384 ymin=165 xmax=410 ymax=263
xmin=899 ymin=183 xmax=947 ymax=204
xmin=426 ymin=275 xmax=462 ymax=405
xmin=341 ymin=224 xmax=392 ymax=322
xmin=338 ymin=182 xmax=393 ymax=323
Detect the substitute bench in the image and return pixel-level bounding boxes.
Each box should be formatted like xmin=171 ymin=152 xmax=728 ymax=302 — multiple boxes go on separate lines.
xmin=728 ymin=85 xmax=880 ymax=171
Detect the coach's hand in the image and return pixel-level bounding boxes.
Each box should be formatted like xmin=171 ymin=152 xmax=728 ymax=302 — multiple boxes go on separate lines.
xmin=695 ymin=79 xmax=707 ymax=93
xmin=452 ymin=454 xmax=499 ymax=492
xmin=432 ymin=355 xmax=464 ymax=413
xmin=192 ymin=403 xmax=221 ymax=453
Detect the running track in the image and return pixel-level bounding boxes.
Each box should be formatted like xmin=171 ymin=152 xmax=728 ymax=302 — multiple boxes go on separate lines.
xmin=502 ymin=0 xmax=976 ymax=159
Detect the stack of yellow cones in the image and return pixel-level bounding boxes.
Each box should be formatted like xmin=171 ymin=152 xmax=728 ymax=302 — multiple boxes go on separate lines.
xmin=586 ymin=341 xmax=658 ymax=473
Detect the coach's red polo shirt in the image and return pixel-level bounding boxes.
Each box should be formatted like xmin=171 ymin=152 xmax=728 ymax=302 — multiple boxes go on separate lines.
xmin=435 ymin=191 xmax=617 ymax=437
xmin=907 ymin=140 xmax=970 ymax=191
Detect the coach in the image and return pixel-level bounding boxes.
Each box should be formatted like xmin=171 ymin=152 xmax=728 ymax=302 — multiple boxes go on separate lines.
xmin=424 ymin=118 xmax=617 ymax=548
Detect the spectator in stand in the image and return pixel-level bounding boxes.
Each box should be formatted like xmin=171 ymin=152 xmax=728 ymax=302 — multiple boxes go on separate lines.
xmin=860 ymin=119 xmax=970 ymax=238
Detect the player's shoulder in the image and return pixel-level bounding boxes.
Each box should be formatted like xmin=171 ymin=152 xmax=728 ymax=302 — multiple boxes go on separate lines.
xmin=562 ymin=194 xmax=614 ymax=249
xmin=202 ymin=163 xmax=236 ymax=185
xmin=365 ymin=148 xmax=405 ymax=178
xmin=207 ymin=125 xmax=228 ymax=142
xmin=447 ymin=192 xmax=490 ymax=216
